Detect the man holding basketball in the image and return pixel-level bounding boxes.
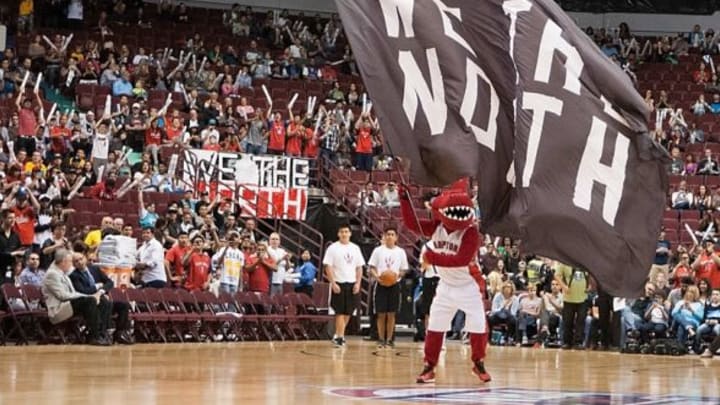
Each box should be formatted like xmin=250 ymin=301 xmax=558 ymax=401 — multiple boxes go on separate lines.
xmin=368 ymin=227 xmax=409 ymax=348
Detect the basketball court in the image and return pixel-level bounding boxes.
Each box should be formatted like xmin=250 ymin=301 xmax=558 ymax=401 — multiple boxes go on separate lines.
xmin=1 ymin=339 xmax=718 ymax=404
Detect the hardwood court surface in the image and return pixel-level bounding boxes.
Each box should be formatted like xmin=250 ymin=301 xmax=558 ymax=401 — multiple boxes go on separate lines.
xmin=1 ymin=339 xmax=719 ymax=404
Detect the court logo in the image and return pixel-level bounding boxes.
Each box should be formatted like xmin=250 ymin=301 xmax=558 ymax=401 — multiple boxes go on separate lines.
xmin=324 ymin=387 xmax=720 ymax=404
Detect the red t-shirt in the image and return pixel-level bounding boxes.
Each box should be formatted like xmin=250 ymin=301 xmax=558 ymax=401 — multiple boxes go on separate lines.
xmin=12 ymin=205 xmax=35 ymax=245
xmin=268 ymin=121 xmax=286 ymax=152
xmin=145 ymin=128 xmax=163 ymax=146
xmin=50 ymin=126 xmax=71 ymax=154
xmin=18 ymin=108 xmax=37 ymax=137
xmin=185 ymin=252 xmax=211 ymax=291
xmin=246 ymin=254 xmax=275 ymax=293
xmin=166 ymin=126 xmax=182 ymax=142
xmin=165 ymin=244 xmax=190 ymax=279
xmin=356 ymin=127 xmax=373 ymax=153
xmin=303 ymin=128 xmax=318 ymax=158
xmin=696 ymin=252 xmax=720 ymax=289
xmin=672 ymin=264 xmax=692 ymax=288
xmin=204 ymin=143 xmax=221 ymax=151
xmin=285 ymin=123 xmax=302 ymax=156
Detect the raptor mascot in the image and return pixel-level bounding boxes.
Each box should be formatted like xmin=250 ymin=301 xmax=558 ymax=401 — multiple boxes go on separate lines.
xmin=400 ymin=178 xmax=491 ymax=384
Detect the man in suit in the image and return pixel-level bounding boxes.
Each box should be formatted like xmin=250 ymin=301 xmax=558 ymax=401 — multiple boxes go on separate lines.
xmin=41 ymin=248 xmax=112 ymax=346
xmin=69 ymin=243 xmax=133 ymax=345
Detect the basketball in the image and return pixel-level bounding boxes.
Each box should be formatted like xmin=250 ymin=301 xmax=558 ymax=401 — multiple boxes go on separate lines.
xmin=378 ymin=270 xmax=397 ymax=287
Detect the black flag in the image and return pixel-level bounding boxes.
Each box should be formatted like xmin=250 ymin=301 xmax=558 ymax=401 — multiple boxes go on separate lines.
xmin=336 ymin=0 xmax=668 ymax=297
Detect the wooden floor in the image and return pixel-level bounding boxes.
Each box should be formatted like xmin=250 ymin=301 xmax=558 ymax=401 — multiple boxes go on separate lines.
xmin=1 ymin=338 xmax=719 ymax=404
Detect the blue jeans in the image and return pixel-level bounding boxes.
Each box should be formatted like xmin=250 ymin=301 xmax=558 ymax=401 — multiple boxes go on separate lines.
xmin=517 ymin=312 xmax=538 ymax=340
xmin=675 ymin=317 xmax=699 ymax=344
xmin=245 ymin=143 xmax=264 ymax=155
xmin=220 ymin=283 xmax=238 ymax=294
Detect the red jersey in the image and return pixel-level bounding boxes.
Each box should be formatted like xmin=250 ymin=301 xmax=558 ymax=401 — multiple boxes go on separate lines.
xmin=145 ymin=128 xmax=163 ymax=146
xmin=246 ymin=254 xmax=275 ymax=293
xmin=165 ymin=244 xmax=191 ymax=280
xmin=268 ymin=121 xmax=286 ymax=152
xmin=185 ymin=252 xmax=211 ymax=291
xmin=303 ymin=128 xmax=319 ymax=158
xmin=12 ymin=205 xmax=35 ymax=246
xmin=697 ymin=252 xmax=720 ymax=289
xmin=672 ymin=264 xmax=693 ymax=288
xmin=204 ymin=143 xmax=221 ymax=151
xmin=166 ymin=126 xmax=183 ymax=142
xmin=18 ymin=108 xmax=37 ymax=137
xmin=355 ymin=127 xmax=373 ymax=153
xmin=50 ymin=126 xmax=71 ymax=154
xmin=285 ymin=123 xmax=302 ymax=156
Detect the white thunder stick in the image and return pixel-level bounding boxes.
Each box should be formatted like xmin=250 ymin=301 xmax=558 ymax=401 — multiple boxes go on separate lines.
xmin=65 ymin=69 xmax=75 ymax=87
xmin=42 ymin=35 xmax=58 ymax=51
xmin=262 ymin=85 xmax=272 ymax=110
xmin=34 ymin=73 xmax=42 ymax=93
xmin=60 ymin=33 xmax=74 ymax=53
xmin=116 ymin=178 xmax=143 ymax=199
xmin=288 ymin=93 xmax=299 ymax=109
xmin=685 ymin=223 xmax=699 ymax=247
xmin=362 ymin=93 xmax=367 ymax=114
xmin=114 ymin=178 xmax=132 ymax=197
xmin=97 ymin=165 xmax=106 ymax=182
xmin=67 ymin=176 xmax=87 ymax=200
xmin=313 ymin=110 xmax=324 ymax=135
xmin=45 ymin=103 xmax=57 ymax=125
xmin=103 ymin=95 xmax=111 ymax=117
xmin=167 ymin=154 xmax=179 ymax=179
xmin=158 ymin=93 xmax=173 ymax=116
xmin=198 ymin=56 xmax=207 ymax=75
xmin=20 ymin=71 xmax=29 ymax=91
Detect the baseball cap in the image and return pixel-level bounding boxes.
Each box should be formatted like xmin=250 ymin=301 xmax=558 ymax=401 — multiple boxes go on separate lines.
xmin=208 ymin=119 xmax=217 ymax=126
xmin=39 ymin=194 xmax=52 ymax=202
xmin=132 ymin=103 xmax=141 ymax=109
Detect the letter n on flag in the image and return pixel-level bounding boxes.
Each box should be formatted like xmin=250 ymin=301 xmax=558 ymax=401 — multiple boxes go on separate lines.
xmin=336 ymin=0 xmax=669 ymax=297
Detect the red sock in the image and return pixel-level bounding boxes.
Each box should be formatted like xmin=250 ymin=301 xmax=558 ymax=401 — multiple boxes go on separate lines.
xmin=424 ymin=331 xmax=444 ymax=367
xmin=470 ymin=332 xmax=488 ymax=363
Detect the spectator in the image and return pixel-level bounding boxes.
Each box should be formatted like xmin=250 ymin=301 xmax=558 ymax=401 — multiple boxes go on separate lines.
xmin=669 ymin=147 xmax=683 ymax=175
xmin=40 ymin=221 xmax=70 ymax=270
xmin=356 ymin=182 xmax=381 ymax=211
xmin=17 ymin=0 xmax=34 ymax=35
xmin=165 ymin=231 xmax=190 ymax=287
xmin=5 ymin=186 xmax=40 ymax=247
xmin=670 ymin=252 xmax=693 ymax=288
xmin=671 ymin=180 xmax=694 ymax=209
xmin=516 ymin=283 xmax=542 ymax=345
xmin=182 ymin=233 xmax=211 ymax=291
xmin=138 ymin=190 xmax=159 ymax=228
xmin=294 ymin=249 xmax=317 ymax=297
xmin=539 ymin=279 xmax=563 ymax=344
xmin=671 ymin=285 xmax=704 ymax=345
xmin=245 ymin=241 xmax=276 ymax=294
xmin=555 ymin=263 xmax=589 ymax=349
xmin=489 ymin=281 xmax=519 ymax=343
xmin=637 ymin=290 xmax=669 ymax=341
xmin=684 ymin=153 xmax=698 ymax=176
xmin=353 ymin=112 xmax=376 ymax=172
xmin=691 ymin=94 xmax=711 ymax=115
xmin=135 ymin=226 xmax=167 ymax=288
xmin=650 ymin=231 xmax=671 ymax=282
xmin=17 ymin=253 xmax=45 ymax=286
xmin=267 ymin=232 xmax=290 ymax=296
xmin=41 ymin=249 xmax=112 ymax=346
xmin=211 ymin=231 xmax=245 ymax=294
xmin=710 ymin=94 xmax=720 ymax=114
xmin=697 ymin=289 xmax=720 ymax=344
xmin=693 ymin=62 xmax=711 ymax=84
xmin=692 ymin=240 xmax=720 ymax=290
xmin=382 ymin=182 xmax=400 ymax=208
xmin=69 ymin=244 xmax=133 ymax=344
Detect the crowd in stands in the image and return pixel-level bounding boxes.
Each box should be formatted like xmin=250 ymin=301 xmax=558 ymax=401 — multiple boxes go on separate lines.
xmin=0 ymin=1 xmax=718 ymax=357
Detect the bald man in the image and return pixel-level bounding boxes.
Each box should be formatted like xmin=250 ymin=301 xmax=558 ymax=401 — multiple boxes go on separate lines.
xmin=84 ymin=216 xmax=114 ymax=250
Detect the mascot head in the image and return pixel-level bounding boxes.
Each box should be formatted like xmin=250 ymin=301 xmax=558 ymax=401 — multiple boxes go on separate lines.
xmin=430 ymin=178 xmax=475 ymax=231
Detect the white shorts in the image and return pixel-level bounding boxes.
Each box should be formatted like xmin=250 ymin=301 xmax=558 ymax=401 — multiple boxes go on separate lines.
xmin=427 ymin=281 xmax=487 ymax=334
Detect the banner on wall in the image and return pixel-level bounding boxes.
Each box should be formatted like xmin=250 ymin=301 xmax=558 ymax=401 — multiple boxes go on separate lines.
xmin=182 ymin=149 xmax=310 ymax=220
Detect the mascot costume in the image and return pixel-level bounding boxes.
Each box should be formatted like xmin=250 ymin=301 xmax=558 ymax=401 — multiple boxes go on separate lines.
xmin=400 ymin=178 xmax=490 ymax=384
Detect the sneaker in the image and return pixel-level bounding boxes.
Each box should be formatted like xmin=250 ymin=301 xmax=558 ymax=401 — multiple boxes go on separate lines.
xmin=472 ymin=361 xmax=492 ymax=383
xmin=332 ymin=337 xmax=344 ymax=347
xmin=416 ymin=364 xmax=436 ymax=384
xmin=340 ymin=337 xmax=347 ymax=346
xmin=700 ymin=348 xmax=713 ymax=358
xmin=377 ymin=340 xmax=386 ymax=349
xmin=387 ymin=340 xmax=395 ymax=348
xmin=521 ymin=336 xmax=529 ymax=345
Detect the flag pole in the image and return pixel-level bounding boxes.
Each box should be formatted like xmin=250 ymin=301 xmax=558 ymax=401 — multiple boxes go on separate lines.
xmin=382 ymin=136 xmax=427 ymax=243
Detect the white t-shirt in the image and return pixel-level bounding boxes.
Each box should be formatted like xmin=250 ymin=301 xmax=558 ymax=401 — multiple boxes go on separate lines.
xmin=268 ymin=246 xmax=288 ymax=285
xmin=91 ymin=130 xmax=110 ymax=160
xmin=322 ymin=241 xmax=365 ymax=283
xmin=368 ymin=245 xmax=408 ymax=276
xmin=212 ymin=247 xmax=245 ymax=287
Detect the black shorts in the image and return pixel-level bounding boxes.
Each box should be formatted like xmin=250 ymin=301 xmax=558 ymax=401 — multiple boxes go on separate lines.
xmin=419 ymin=277 xmax=440 ymax=316
xmin=331 ymin=283 xmax=358 ymax=315
xmin=374 ymin=283 xmax=400 ymax=314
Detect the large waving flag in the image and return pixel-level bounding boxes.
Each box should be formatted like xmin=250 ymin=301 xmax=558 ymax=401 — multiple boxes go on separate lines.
xmin=336 ymin=0 xmax=668 ymax=297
